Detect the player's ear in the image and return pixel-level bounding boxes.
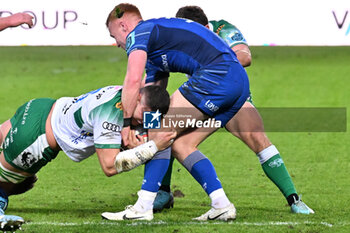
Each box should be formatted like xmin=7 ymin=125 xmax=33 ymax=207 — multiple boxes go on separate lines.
xmin=205 ymin=24 xmax=209 ymax=29
xmin=137 ymin=93 xmax=143 ymax=103
xmin=120 ymin=21 xmax=128 ymax=32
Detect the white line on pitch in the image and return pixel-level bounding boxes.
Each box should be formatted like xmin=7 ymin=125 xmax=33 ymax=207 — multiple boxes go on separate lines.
xmin=24 ymin=221 xmax=338 ymax=227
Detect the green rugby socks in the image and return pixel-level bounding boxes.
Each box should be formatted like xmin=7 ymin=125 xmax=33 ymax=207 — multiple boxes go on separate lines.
xmin=257 ymin=145 xmax=297 ymax=202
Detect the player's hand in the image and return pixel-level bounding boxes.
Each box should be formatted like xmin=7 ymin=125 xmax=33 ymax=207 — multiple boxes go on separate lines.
xmin=148 ymin=129 xmax=177 ymax=151
xmin=10 ymin=13 xmax=34 ymax=28
xmin=121 ymin=126 xmax=131 ymax=147
xmin=127 ymin=129 xmax=144 ymax=149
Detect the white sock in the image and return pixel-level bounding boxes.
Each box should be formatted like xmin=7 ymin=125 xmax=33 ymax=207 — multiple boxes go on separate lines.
xmin=133 ymin=190 xmax=157 ymax=213
xmin=209 ymin=188 xmax=231 ymax=209
xmin=256 ymin=145 xmax=279 ymax=164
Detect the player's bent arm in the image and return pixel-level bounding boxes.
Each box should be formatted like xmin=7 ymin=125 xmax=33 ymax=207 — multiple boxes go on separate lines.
xmin=96 ymin=130 xmax=177 ymax=176
xmin=115 ymin=130 xmax=177 ymax=173
xmin=96 ymin=141 xmax=158 ymax=176
xmin=114 ymin=141 xmax=158 ymax=173
xmin=122 ymin=50 xmax=148 ymax=118
xmin=96 ymin=148 xmax=120 ymax=177
xmin=232 ymin=44 xmax=252 ymax=67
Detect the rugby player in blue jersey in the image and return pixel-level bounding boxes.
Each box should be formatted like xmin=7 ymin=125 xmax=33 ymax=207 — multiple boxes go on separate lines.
xmin=152 ymin=5 xmax=314 ymax=215
xmin=102 ymin=3 xmax=250 ymax=221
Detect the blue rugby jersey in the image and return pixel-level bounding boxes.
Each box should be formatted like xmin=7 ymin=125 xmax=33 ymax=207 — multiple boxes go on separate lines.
xmin=125 ymin=17 xmax=241 ymax=83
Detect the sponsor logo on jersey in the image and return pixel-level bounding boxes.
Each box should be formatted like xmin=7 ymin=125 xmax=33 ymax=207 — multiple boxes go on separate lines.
xmin=102 ymin=121 xmax=121 ymax=132
xmin=161 ymin=54 xmax=169 ymax=72
xmin=21 ymin=151 xmax=37 ymax=168
xmin=205 ymin=100 xmax=219 ymax=112
xmin=126 ymin=31 xmax=135 ymax=51
xmin=96 ymin=90 xmax=106 ymax=100
xmin=215 ymin=24 xmax=225 ymax=35
xmin=5 ymin=127 xmax=18 ymax=145
xmin=62 ymin=88 xmax=102 ymax=114
xmin=71 ymin=130 xmax=93 ymax=144
xmin=230 ymin=31 xmax=244 ymax=42
xmin=115 ymin=102 xmax=123 ymax=110
xmin=22 ymin=99 xmax=33 ymax=125
xmin=76 ymin=88 xmax=101 ymax=103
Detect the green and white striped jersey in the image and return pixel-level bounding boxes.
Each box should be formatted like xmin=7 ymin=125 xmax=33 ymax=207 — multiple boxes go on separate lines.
xmin=51 ymin=86 xmax=124 ymax=162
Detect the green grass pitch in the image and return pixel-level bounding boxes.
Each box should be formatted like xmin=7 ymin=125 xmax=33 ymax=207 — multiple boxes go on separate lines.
xmin=0 ymin=46 xmax=349 ymax=232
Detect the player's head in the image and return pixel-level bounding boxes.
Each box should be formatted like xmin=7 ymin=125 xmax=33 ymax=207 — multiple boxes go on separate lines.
xmin=106 ymin=3 xmax=142 ymax=49
xmin=176 ymin=6 xmax=209 ymax=26
xmin=132 ymin=86 xmax=170 ymax=125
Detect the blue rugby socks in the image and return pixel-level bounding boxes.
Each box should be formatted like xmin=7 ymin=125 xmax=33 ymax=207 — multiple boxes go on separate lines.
xmin=0 ymin=188 xmax=8 ymax=215
xmin=134 ymin=148 xmax=171 ymax=212
xmin=182 ymin=150 xmax=230 ymax=208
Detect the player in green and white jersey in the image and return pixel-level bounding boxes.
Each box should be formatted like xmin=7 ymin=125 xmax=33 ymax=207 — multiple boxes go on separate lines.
xmin=152 ymin=5 xmax=314 ymax=216
xmin=207 ymin=19 xmax=252 ymax=67
xmin=0 ymin=85 xmax=175 ymax=230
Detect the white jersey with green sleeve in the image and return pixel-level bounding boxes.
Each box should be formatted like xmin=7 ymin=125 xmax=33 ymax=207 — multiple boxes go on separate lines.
xmin=51 ymin=86 xmax=123 ymax=162
xmin=208 ymin=20 xmax=248 ymax=48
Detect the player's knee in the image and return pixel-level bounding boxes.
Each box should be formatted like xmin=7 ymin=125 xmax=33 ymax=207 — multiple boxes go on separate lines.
xmin=171 ymin=140 xmax=183 ymax=156
xmin=171 ymin=140 xmax=196 ymax=159
xmin=9 ymin=175 xmax=38 ymax=196
xmin=241 ymin=131 xmax=271 ymax=153
xmin=250 ymin=131 xmax=270 ymax=145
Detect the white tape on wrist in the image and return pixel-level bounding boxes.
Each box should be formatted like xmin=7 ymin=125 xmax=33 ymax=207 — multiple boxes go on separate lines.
xmin=114 ymin=140 xmax=158 ymax=173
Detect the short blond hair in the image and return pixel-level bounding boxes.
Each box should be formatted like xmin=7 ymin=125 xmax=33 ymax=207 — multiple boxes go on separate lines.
xmin=106 ymin=3 xmax=142 ymax=27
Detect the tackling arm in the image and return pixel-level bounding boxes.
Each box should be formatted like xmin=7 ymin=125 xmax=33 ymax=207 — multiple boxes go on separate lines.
xmin=96 ymin=129 xmax=176 ymax=176
xmin=122 ymin=50 xmax=148 ymax=118
xmin=96 ymin=141 xmax=157 ymax=177
xmin=121 ymin=50 xmax=147 ymax=146
xmin=232 ymin=44 xmax=252 ymax=67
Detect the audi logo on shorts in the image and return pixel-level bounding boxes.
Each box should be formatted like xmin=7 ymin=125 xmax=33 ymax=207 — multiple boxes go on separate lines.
xmin=102 ymin=121 xmax=121 ymax=132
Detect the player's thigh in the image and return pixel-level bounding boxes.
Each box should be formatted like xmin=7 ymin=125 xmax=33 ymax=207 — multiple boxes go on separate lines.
xmin=0 ymin=181 xmax=15 ymax=195
xmin=168 ymin=90 xmax=208 ymax=135
xmin=3 ymin=98 xmax=58 ymax=174
xmin=0 ymin=120 xmax=11 ymax=144
xmin=227 ymin=102 xmax=265 ymax=133
xmin=225 ymin=102 xmax=271 ymax=153
xmin=172 ymin=127 xmax=216 ymax=163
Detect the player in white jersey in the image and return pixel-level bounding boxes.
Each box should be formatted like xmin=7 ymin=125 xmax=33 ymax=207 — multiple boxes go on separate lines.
xmin=0 ymin=85 xmax=175 ymax=231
